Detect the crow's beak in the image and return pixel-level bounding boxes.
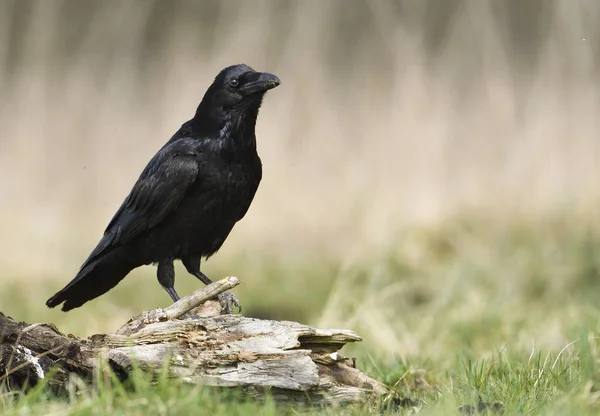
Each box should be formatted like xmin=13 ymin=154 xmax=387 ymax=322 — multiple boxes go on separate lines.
xmin=241 ymin=72 xmax=281 ymax=95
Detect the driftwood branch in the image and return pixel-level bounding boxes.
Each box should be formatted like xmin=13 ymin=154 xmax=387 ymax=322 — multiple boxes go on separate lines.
xmin=0 ymin=277 xmax=388 ymax=405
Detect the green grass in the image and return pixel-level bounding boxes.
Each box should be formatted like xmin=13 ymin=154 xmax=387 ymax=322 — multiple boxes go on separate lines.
xmin=3 ymin=217 xmax=600 ymax=414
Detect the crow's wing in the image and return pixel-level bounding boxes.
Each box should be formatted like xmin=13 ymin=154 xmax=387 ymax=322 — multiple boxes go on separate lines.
xmin=86 ymin=140 xmax=200 ymax=262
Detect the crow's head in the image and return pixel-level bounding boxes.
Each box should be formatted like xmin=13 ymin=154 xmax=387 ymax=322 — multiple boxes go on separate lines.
xmin=192 ymin=64 xmax=280 ymax=139
xmin=206 ymin=64 xmax=280 ymax=111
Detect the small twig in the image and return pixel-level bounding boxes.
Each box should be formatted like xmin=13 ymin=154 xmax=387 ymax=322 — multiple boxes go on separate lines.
xmin=114 ymin=277 xmax=241 ymax=335
xmin=164 ymin=276 xmax=240 ymax=319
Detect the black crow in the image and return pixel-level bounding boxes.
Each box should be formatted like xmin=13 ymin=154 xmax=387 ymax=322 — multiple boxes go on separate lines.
xmin=46 ymin=64 xmax=280 ymax=313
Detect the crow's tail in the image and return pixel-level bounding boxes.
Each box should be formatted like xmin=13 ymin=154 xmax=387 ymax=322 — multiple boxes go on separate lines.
xmin=46 ymin=249 xmax=136 ymax=312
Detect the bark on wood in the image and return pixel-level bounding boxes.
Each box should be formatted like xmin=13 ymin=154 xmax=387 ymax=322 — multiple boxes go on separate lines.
xmin=0 ymin=277 xmax=388 ymax=405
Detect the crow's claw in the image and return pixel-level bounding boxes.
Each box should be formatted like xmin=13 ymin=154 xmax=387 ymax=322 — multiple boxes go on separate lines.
xmin=217 ymin=291 xmax=242 ymax=314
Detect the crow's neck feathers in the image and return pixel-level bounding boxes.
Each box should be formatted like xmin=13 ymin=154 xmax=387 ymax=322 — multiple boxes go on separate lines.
xmin=218 ymin=103 xmax=261 ymax=152
xmin=190 ymin=93 xmax=262 ymax=155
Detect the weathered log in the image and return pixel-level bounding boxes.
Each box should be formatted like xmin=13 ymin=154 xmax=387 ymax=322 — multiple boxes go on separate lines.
xmin=0 ymin=277 xmax=388 ymax=405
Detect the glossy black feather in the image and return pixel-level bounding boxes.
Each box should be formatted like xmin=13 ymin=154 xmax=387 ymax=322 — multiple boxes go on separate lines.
xmin=46 ymin=64 xmax=280 ymax=311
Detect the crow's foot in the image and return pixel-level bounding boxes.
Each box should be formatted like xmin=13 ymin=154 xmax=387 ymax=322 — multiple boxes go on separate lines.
xmin=217 ymin=291 xmax=242 ymax=314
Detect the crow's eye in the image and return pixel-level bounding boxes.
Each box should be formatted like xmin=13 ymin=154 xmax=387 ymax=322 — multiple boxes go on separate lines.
xmin=229 ymin=77 xmax=239 ymax=88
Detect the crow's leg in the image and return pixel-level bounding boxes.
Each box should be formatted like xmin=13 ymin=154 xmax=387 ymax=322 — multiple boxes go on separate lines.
xmin=157 ymin=260 xmax=180 ymax=302
xmin=157 ymin=260 xmax=200 ymax=320
xmin=182 ymin=254 xmax=241 ymax=314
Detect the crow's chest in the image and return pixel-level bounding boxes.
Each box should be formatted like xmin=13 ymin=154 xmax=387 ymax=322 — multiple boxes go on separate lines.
xmin=191 ymin=157 xmax=262 ymax=214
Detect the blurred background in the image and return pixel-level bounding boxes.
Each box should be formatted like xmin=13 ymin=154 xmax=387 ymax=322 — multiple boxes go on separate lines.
xmin=1 ymin=0 xmax=599 ymax=365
